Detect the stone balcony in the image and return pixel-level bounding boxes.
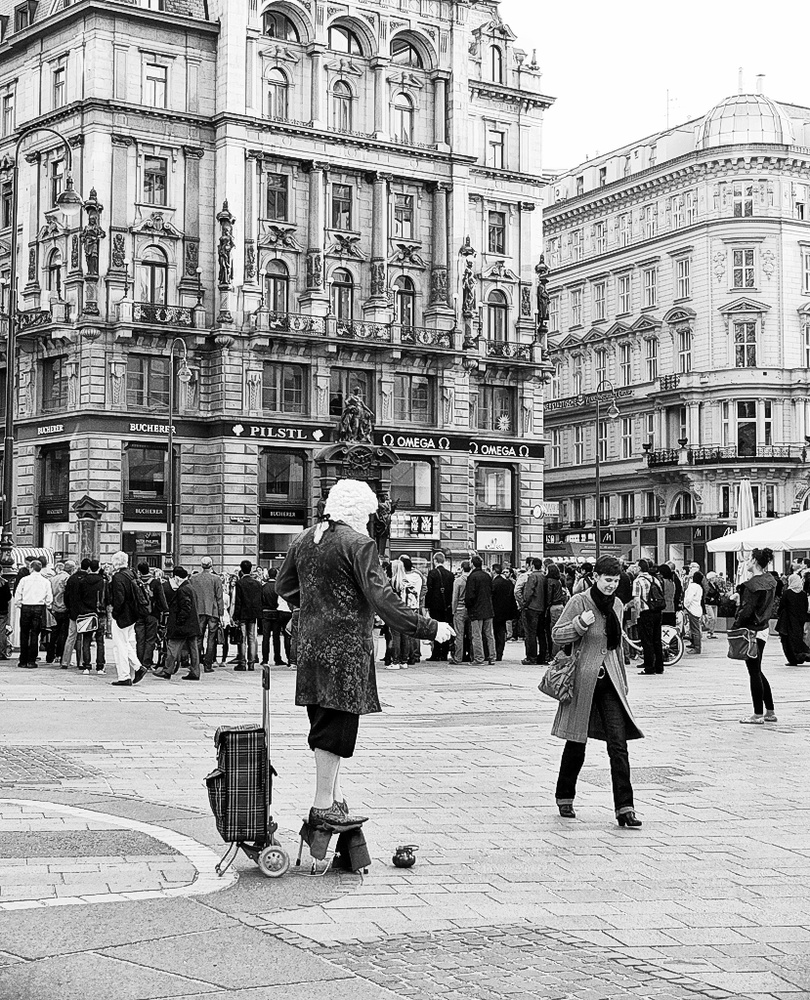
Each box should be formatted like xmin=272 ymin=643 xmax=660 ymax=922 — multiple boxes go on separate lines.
xmin=647 ymin=444 xmax=801 ymax=468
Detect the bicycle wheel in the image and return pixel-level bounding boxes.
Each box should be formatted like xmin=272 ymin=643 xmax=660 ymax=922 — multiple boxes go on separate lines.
xmin=662 ymin=631 xmax=684 ymax=666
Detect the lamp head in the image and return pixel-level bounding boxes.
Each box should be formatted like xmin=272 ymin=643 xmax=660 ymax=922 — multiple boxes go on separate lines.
xmin=607 ymin=401 xmax=620 ymax=420
xmin=177 ymin=359 xmax=193 ymax=384
xmin=56 ymin=175 xmax=83 ymax=221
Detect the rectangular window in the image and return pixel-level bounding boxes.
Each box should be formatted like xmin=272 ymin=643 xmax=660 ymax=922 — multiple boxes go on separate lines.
xmin=260 ymin=452 xmax=305 ymax=506
xmin=570 ymin=288 xmax=583 ymax=327
xmin=40 ymin=444 xmax=70 ymax=498
xmin=550 ymin=364 xmax=560 ymax=399
xmin=676 ymin=257 xmax=691 ymax=299
xmin=597 ymin=420 xmax=608 ymax=462
xmin=126 ymin=445 xmax=167 ymax=499
xmin=331 ymin=184 xmax=352 ymax=230
xmin=671 ymin=196 xmax=683 ymax=229
xmin=733 ymin=183 xmax=754 ymax=217
xmin=686 ymin=191 xmax=697 ymax=225
xmin=595 ymin=348 xmax=607 ymax=384
xmin=678 ymin=328 xmax=692 ymax=374
xmin=14 ymin=2 xmax=33 ymax=31
xmin=390 ymin=460 xmax=432 ymax=508
xmin=618 ymin=213 xmax=630 ymax=246
xmin=621 ymin=416 xmax=633 ymax=459
xmin=550 ymin=430 xmax=560 ymax=468
xmin=144 ymin=63 xmax=168 ymax=108
xmin=620 ymin=493 xmax=635 ymax=520
xmin=643 ymin=205 xmax=657 ymax=238
xmin=571 ymin=229 xmax=583 ymax=261
xmin=549 ymin=296 xmax=560 ymax=332
xmin=593 ymin=281 xmax=606 ymax=322
xmin=50 ymin=159 xmax=64 ymax=207
xmin=645 ymin=338 xmax=658 ymax=381
xmin=572 ymin=355 xmax=583 ymax=395
xmin=1 ymin=181 xmax=11 ymax=229
xmin=266 ymin=173 xmax=289 ymax=220
xmin=393 ymin=194 xmax=414 ymax=239
xmin=803 ymin=250 xmax=810 ymax=294
xmin=574 ymin=426 xmax=584 ymax=465
xmin=645 ymin=412 xmax=655 ymax=447
xmin=41 ymin=356 xmax=68 ymax=413
xmin=721 ymin=485 xmax=730 ymax=518
xmin=763 ymin=401 xmax=772 ymax=445
xmin=804 ymin=323 xmax=810 ymax=367
xmin=737 ymin=400 xmax=756 ymax=457
xmin=475 ymin=465 xmax=514 ymax=511
xmin=487 ymin=129 xmax=505 ymax=169
xmin=734 ymin=320 xmax=757 ymax=368
xmin=547 ymin=237 xmax=560 ymax=265
xmin=575 ymin=175 xmax=584 ymax=196
xmin=488 ymin=211 xmax=506 ymax=254
xmin=477 ymin=385 xmax=515 ymax=433
xmin=52 ymin=61 xmax=66 ymax=109
xmin=262 ymin=361 xmax=305 ymax=414
xmin=766 ymin=484 xmax=775 ymax=517
xmin=145 ymin=0 xmax=167 ymax=9
xmin=126 ymin=355 xmax=169 ymax=409
xmin=143 ymin=156 xmax=168 ymax=206
xmin=329 ymin=369 xmax=372 ymax=418
xmin=643 ymin=267 xmax=657 ymax=308
xmin=732 ymin=248 xmax=755 ymax=288
xmin=393 ymin=374 xmax=433 ymax=425
xmin=619 ymin=343 xmax=632 ymax=386
xmin=617 ymin=274 xmax=631 ymax=314
xmin=594 ymin=222 xmax=607 ymax=254
xmin=1 ymin=92 xmax=13 ymax=136
xmin=599 ymin=166 xmax=607 ymax=187
xmin=599 ymin=493 xmax=611 ymax=523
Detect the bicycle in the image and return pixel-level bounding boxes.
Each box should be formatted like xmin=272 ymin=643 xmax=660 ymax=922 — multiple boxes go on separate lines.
xmin=623 ymin=612 xmax=685 ymax=667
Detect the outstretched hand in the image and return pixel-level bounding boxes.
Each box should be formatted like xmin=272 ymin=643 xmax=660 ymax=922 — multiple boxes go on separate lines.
xmin=435 ymin=622 xmax=455 ymax=644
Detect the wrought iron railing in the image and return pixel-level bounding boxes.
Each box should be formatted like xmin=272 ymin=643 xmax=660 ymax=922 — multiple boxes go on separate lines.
xmin=133 ymin=302 xmax=194 ymax=327
xmin=486 ymin=340 xmax=532 ymax=361
xmin=334 ymin=320 xmax=391 ymax=342
xmin=647 ymin=449 xmax=680 ymax=467
xmin=265 ymin=310 xmax=326 ymax=335
xmin=396 ymin=325 xmax=454 ymax=349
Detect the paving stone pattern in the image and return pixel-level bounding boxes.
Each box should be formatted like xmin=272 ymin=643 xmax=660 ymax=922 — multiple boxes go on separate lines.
xmin=0 ymin=745 xmax=99 ymax=784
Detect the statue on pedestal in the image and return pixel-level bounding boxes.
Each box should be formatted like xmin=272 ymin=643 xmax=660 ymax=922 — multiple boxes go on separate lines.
xmin=337 ymin=390 xmax=374 ymax=444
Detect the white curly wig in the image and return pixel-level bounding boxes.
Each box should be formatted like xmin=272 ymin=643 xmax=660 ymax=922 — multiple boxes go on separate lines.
xmin=314 ymin=479 xmax=378 ymax=543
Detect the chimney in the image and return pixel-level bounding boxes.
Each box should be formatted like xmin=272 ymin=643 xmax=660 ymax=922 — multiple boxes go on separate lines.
xmin=756 ymin=74 xmax=765 ymax=95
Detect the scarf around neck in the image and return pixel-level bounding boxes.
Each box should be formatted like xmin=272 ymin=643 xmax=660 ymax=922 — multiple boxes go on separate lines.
xmin=589 ymin=583 xmax=621 ymax=650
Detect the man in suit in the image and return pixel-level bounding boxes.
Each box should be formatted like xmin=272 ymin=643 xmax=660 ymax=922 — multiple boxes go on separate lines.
xmin=156 ymin=567 xmax=201 ymax=681
xmin=425 ymin=552 xmax=454 ymax=661
xmin=465 ymin=555 xmax=495 ymax=665
xmin=491 ymin=564 xmax=518 ymax=662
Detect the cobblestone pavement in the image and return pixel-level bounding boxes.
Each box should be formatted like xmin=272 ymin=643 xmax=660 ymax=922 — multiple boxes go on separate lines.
xmin=0 ymin=636 xmax=809 ymax=998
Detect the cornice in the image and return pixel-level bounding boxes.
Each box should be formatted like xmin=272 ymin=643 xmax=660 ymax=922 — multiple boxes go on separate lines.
xmin=470 ymin=165 xmax=549 ymax=187
xmin=469 ymin=80 xmax=555 ymax=111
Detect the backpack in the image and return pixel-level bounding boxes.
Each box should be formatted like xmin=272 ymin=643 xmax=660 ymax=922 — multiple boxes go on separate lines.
xmin=129 ymin=571 xmax=152 ymax=618
xmin=646 ymin=578 xmax=666 ymax=613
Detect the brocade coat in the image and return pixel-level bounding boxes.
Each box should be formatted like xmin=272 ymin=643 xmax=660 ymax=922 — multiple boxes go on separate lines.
xmin=550 ymin=591 xmax=644 ymax=744
xmin=276 ymin=521 xmax=438 ymax=715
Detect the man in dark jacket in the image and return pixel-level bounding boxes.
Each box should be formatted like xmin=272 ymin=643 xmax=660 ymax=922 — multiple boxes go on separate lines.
xmin=521 ymin=558 xmax=548 ymax=665
xmin=60 ymin=559 xmax=89 ymax=668
xmin=233 ymin=559 xmax=262 ymax=671
xmin=491 ymin=564 xmax=518 ymax=662
xmin=425 ymin=552 xmax=454 ymax=661
xmin=109 ymin=551 xmax=147 ymax=687
xmin=135 ymin=562 xmax=169 ymax=672
xmin=0 ymin=572 xmax=11 ymax=660
xmin=189 ymin=557 xmax=224 ymax=672
xmin=261 ymin=568 xmax=291 ymax=666
xmin=80 ymin=560 xmax=108 ymax=674
xmin=156 ymin=567 xmax=201 ymax=680
xmin=465 ymin=555 xmax=495 ymax=665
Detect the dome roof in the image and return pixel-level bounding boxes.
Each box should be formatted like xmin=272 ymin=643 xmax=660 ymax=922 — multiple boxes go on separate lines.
xmin=697 ymin=93 xmax=795 ymax=148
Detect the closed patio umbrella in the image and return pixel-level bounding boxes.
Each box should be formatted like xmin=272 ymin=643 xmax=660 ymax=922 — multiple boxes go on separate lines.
xmin=734 ymin=477 xmax=756 ymax=583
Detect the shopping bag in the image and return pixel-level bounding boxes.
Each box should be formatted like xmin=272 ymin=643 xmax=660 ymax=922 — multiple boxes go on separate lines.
xmin=727 ymin=627 xmax=757 ymax=660
xmin=537 ymin=647 xmax=578 ymax=703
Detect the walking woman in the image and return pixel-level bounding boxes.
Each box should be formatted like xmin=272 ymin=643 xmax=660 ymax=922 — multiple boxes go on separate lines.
xmin=735 ymin=547 xmax=778 ymax=724
xmin=386 ymin=559 xmax=408 ymax=670
xmin=658 ymin=564 xmax=677 ymax=627
xmin=551 ymin=555 xmax=644 ymax=827
xmin=776 ymin=574 xmax=809 ymax=666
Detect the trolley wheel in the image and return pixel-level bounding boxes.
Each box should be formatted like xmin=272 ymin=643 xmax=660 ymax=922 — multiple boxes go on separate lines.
xmin=257 ymin=845 xmax=291 ymax=878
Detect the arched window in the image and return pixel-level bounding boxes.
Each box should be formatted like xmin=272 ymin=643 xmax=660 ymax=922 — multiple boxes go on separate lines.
xmin=262 ymin=10 xmax=300 ymax=41
xmin=266 ymin=68 xmax=289 ymax=120
xmin=138 ymin=245 xmax=168 ymax=304
xmin=264 ymin=260 xmax=290 ymax=314
xmin=332 ymin=80 xmax=353 ymax=132
xmin=328 ymin=24 xmax=363 ymax=55
xmin=394 ymin=275 xmax=416 ymax=328
xmin=672 ymin=492 xmax=694 ymax=518
xmin=490 ymin=45 xmax=504 ymax=83
xmin=487 ymin=290 xmax=509 ymax=342
xmin=392 ymin=92 xmax=414 ymax=144
xmin=46 ymin=248 xmax=62 ymax=299
xmin=331 ymin=268 xmax=354 ymax=322
xmin=391 ymin=37 xmax=423 ymax=68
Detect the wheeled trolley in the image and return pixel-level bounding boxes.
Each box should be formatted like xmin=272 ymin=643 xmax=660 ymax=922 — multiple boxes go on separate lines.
xmin=205 ymin=664 xmax=291 ymax=878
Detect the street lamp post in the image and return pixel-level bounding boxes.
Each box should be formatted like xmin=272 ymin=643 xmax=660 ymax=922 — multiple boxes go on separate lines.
xmin=0 ymin=126 xmax=83 ymax=579
xmin=594 ymin=378 xmax=620 ymax=560
xmin=166 ymin=337 xmax=192 ymax=568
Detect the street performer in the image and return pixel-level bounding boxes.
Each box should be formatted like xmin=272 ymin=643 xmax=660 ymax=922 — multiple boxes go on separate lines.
xmin=276 ymin=479 xmax=454 ymax=831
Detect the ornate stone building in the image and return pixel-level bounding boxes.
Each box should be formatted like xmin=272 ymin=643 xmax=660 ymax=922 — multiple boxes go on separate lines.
xmin=0 ymin=0 xmax=553 ymax=570
xmin=543 ymin=86 xmax=810 ymax=572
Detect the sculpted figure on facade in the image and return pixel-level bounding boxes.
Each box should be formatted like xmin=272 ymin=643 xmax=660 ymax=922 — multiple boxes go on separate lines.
xmin=337 ymin=389 xmax=374 ymax=444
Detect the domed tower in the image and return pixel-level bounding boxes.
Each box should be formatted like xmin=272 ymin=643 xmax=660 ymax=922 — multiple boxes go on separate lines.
xmin=697 ymin=92 xmax=795 ymax=148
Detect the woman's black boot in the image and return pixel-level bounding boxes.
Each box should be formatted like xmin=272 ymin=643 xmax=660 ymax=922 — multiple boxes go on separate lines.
xmin=617 ymin=811 xmax=642 ymax=828
xmin=558 ymin=804 xmax=576 ymax=819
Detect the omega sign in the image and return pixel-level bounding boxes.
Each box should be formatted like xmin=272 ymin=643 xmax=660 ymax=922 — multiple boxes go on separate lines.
xmin=380 ymin=433 xmax=535 ymax=459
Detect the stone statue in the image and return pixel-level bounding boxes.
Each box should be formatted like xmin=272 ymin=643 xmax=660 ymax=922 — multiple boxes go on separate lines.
xmin=337 ymin=389 xmax=375 ymax=444
xmin=461 ymin=258 xmax=477 ymax=316
xmin=535 ymin=254 xmax=550 ymax=323
xmin=216 ymin=201 xmax=236 ymax=287
xmin=81 ymin=189 xmax=106 ymax=278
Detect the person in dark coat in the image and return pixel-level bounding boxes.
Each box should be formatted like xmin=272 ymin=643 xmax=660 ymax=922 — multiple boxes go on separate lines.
xmin=80 ymin=561 xmax=108 ymax=673
xmin=261 ymin=568 xmax=291 ymax=666
xmin=491 ymin=564 xmax=518 ymax=661
xmin=465 ymin=555 xmax=495 ymax=665
xmin=734 ymin=547 xmax=778 ymax=724
xmin=233 ymin=560 xmax=263 ymax=671
xmin=521 ymin=558 xmax=548 ymax=665
xmin=109 ymin=551 xmax=147 ymax=687
xmin=776 ymin=574 xmax=809 ymax=666
xmin=276 ymin=479 xmax=453 ymax=833
xmin=156 ymin=567 xmax=201 ymax=680
xmin=425 ymin=552 xmax=454 ymax=661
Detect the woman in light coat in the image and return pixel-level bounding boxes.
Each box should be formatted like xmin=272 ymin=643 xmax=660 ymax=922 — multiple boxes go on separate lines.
xmin=551 ymin=554 xmax=644 ymax=827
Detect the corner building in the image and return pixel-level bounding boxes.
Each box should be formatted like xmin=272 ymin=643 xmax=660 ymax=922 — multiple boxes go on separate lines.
xmin=543 ymin=88 xmax=810 ymax=572
xmin=0 ymin=0 xmax=552 ymax=570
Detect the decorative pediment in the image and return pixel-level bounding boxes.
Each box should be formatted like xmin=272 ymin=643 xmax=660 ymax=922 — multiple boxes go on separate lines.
xmin=555 ymin=333 xmax=583 ymax=351
xmin=388 ymin=70 xmax=424 ymax=91
xmin=603 ymin=320 xmax=632 ymax=340
xmin=260 ymin=45 xmax=301 ymax=66
xmin=38 ymin=210 xmax=66 ymax=240
xmin=631 ymin=315 xmax=662 ymax=337
xmin=663 ymin=305 xmax=696 ymax=328
xmin=581 ymin=326 xmax=608 ymax=345
xmin=327 ymin=232 xmax=366 ymax=259
xmin=483 ymin=260 xmax=518 ymax=282
xmin=388 ymin=242 xmax=426 ymax=268
xmin=719 ymin=296 xmax=770 ymax=334
xmin=131 ymin=211 xmax=183 ymax=239
xmin=259 ymin=223 xmax=303 ymax=252
xmin=798 ymin=302 xmax=810 ymax=317
xmin=324 ymin=58 xmax=363 ymax=77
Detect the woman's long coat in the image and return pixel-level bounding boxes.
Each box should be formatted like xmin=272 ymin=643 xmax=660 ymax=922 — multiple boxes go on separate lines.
xmin=276 ymin=521 xmax=437 ymax=715
xmin=776 ymin=588 xmax=808 ymax=656
xmin=550 ymin=591 xmax=644 ymax=744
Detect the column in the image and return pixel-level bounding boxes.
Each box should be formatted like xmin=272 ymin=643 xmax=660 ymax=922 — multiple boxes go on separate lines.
xmin=180 ymin=146 xmax=204 ymax=292
xmin=364 ymin=172 xmax=390 ymax=320
xmin=518 ymin=202 xmax=536 ymax=334
xmin=242 ymin=152 xmax=259 ymax=288
xmin=299 ymin=161 xmax=328 ymax=314
xmin=371 ymin=58 xmax=389 ymax=138
xmin=431 ymin=72 xmax=449 ymax=148
xmin=426 ymin=181 xmax=452 ymax=320
xmin=22 ymin=152 xmax=42 ymax=305
xmin=308 ymin=45 xmax=325 ymax=127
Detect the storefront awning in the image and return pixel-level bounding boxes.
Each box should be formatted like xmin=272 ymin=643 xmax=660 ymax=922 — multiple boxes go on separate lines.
xmin=11 ymin=547 xmax=56 ymax=569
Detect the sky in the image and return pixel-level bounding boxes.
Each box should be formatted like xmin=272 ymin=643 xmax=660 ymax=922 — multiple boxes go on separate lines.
xmin=502 ymin=0 xmax=810 ymax=173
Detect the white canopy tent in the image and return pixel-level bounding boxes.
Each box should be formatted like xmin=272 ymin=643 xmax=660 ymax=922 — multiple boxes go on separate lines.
xmin=707 ymin=509 xmax=810 ymax=553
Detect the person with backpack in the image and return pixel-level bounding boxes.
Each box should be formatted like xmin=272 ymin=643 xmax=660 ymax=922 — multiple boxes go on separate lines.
xmin=135 ymin=562 xmax=169 ymax=671
xmin=109 ymin=551 xmax=148 ymax=687
xmin=633 ymin=558 xmax=664 ymax=674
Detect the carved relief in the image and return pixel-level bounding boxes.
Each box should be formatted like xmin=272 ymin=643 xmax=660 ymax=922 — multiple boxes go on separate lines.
xmin=381 ymin=382 xmax=392 ymax=419
xmin=244 ymin=240 xmax=256 ymax=282
xmin=110 ymin=360 xmax=128 ymax=406
xmin=712 ymin=250 xmax=726 ymax=283
xmin=370 ymin=261 xmax=386 ymax=298
xmin=306 ymin=249 xmax=324 ymax=289
xmin=112 ymin=233 xmax=126 ymax=269
xmin=246 ymin=370 xmax=262 ymax=410
xmin=442 ymin=384 xmax=455 ymax=424
xmin=521 ymin=397 xmax=533 ymax=434
xmin=430 ymin=266 xmax=448 ymax=305
xmin=65 ymin=362 xmax=79 ymax=409
xmin=27 ymin=248 xmax=36 ymax=282
xmin=71 ymin=236 xmax=79 ymax=270
xmin=761 ymin=248 xmax=776 ymax=280
xmin=185 ymin=240 xmax=199 ymax=274
xmin=327 ymin=233 xmax=365 ymax=259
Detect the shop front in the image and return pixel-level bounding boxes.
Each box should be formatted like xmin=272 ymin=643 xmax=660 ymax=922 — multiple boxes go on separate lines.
xmin=475 ymin=463 xmax=516 ymax=569
xmin=258 ymin=448 xmax=309 ymax=567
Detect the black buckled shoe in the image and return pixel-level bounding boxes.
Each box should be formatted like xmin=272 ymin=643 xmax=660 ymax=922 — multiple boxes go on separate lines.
xmin=617 ymin=811 xmax=642 ymax=828
xmin=558 ymin=804 xmax=576 ymax=819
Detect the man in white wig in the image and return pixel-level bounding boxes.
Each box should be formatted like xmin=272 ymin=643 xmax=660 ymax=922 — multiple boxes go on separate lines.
xmin=277 ymin=478 xmax=453 ymax=830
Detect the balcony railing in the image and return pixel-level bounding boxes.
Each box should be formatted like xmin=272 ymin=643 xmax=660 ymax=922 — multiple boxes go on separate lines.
xmin=486 ymin=340 xmax=533 ymax=361
xmin=669 ymin=511 xmax=697 ymax=521
xmin=397 ymin=325 xmax=454 ymax=349
xmin=648 ymin=444 xmax=801 ymax=468
xmin=647 ymin=448 xmax=680 ymax=467
xmin=568 ymin=520 xmax=586 ymax=529
xmin=133 ymin=302 xmax=195 ymax=327
xmin=263 ymin=310 xmax=326 ymax=335
xmin=641 ymin=514 xmax=660 ymax=523
xmin=335 ymin=320 xmax=391 ymax=342
xmin=17 ymin=308 xmax=54 ymax=332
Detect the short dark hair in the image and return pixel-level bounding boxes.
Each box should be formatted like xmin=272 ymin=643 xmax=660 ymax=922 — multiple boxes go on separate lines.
xmin=30 ymin=559 xmax=42 ymax=572
xmin=752 ymin=548 xmax=774 ymax=569
xmin=89 ymin=559 xmax=100 ymax=573
xmin=532 ymin=558 xmax=543 ymax=571
xmin=267 ymin=568 xmax=278 ymax=580
xmin=240 ymin=559 xmax=253 ymax=574
xmin=400 ymin=556 xmax=413 ymax=572
xmin=80 ymin=558 xmax=91 ymax=570
xmin=692 ymin=571 xmax=704 ymax=585
xmin=137 ymin=562 xmax=150 ymax=575
xmin=594 ymin=555 xmax=622 ymax=577
xmin=580 ymin=562 xmax=593 ymax=574
xmin=658 ymin=563 xmax=672 ymax=580
xmin=637 ymin=558 xmax=652 ymax=573
xmin=173 ymin=566 xmax=189 ymax=579
xmin=492 ymin=563 xmax=502 ymax=574
xmin=461 ymin=560 xmax=471 ymax=572
xmin=471 ymin=555 xmax=483 ymax=569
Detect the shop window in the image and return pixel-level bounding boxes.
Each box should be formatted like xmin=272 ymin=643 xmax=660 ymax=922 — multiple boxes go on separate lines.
xmin=393 ymin=373 xmax=432 ymax=424
xmin=393 ymin=194 xmax=414 ymax=239
xmin=266 ymin=172 xmax=288 ymax=221
xmin=330 ymin=268 xmax=354 ymax=321
xmin=392 ymin=92 xmax=414 ymax=144
xmin=143 ymin=156 xmax=168 ymax=206
xmin=390 ymin=459 xmax=432 ymax=507
xmin=263 ymin=10 xmax=300 ymax=40
xmin=126 ymin=355 xmax=169 ymax=409
xmin=259 ymin=451 xmax=306 ymax=505
xmin=262 ymin=361 xmax=305 ymax=414
xmin=475 ymin=464 xmax=513 ymax=511
xmin=264 ymin=260 xmax=290 ymax=313
xmin=39 ymin=444 xmax=70 ymax=498
xmin=329 ymin=368 xmax=372 ymax=417
xmin=331 ymin=80 xmax=353 ymax=131
xmin=391 ymin=37 xmax=423 ymax=67
xmin=125 ymin=444 xmax=166 ymax=499
xmin=266 ymin=67 xmax=289 ymax=120
xmin=328 ymin=24 xmax=363 ymax=55
xmin=394 ymin=275 xmax=416 ymax=328
xmin=477 ymin=384 xmax=515 ymax=433
xmin=40 ymin=356 xmax=68 ymax=412
xmin=138 ymin=245 xmax=169 ymax=304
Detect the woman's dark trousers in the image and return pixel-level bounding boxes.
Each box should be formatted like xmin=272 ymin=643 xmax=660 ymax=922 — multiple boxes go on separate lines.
xmin=746 ymin=638 xmax=774 ymax=714
xmin=555 ymin=674 xmax=634 ymax=814
xmin=638 ymin=609 xmax=664 ymax=673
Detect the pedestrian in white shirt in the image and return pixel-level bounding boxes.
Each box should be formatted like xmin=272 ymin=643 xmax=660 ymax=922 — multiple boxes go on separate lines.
xmin=683 ymin=571 xmax=705 ymax=655
xmin=14 ymin=559 xmax=54 ymax=669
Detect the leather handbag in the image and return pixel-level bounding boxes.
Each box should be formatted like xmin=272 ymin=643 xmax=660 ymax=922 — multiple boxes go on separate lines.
xmin=727 ymin=627 xmax=757 ymax=660
xmin=537 ymin=646 xmax=578 ymax=703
